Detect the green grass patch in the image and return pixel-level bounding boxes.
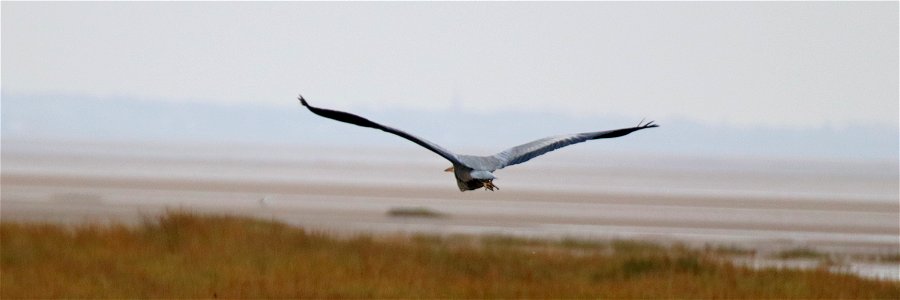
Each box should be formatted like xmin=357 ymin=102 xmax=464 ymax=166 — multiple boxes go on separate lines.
xmin=850 ymin=252 xmax=900 ymax=263
xmin=773 ymin=247 xmax=827 ymax=260
xmin=876 ymin=253 xmax=900 ymax=263
xmin=386 ymin=207 xmax=447 ymax=218
xmin=705 ymin=244 xmax=757 ymax=256
xmin=2 ymin=211 xmax=898 ymax=298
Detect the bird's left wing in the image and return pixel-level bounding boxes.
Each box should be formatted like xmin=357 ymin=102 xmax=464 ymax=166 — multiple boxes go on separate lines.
xmin=299 ymin=95 xmax=463 ymax=165
xmin=486 ymin=121 xmax=659 ymax=170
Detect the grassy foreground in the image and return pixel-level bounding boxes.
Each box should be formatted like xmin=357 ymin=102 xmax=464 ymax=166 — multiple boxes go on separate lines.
xmin=2 ymin=212 xmax=898 ymax=298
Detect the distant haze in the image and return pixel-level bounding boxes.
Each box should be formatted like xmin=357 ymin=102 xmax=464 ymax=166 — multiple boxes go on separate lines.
xmin=2 ymin=94 xmax=897 ymax=162
xmin=2 ymin=2 xmax=897 ymax=129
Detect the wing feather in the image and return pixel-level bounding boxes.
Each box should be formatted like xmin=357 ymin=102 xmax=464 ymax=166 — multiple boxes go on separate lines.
xmin=488 ymin=121 xmax=659 ymax=170
xmin=299 ymin=95 xmax=462 ymax=164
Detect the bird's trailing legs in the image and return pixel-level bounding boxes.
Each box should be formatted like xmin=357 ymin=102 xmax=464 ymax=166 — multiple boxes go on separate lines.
xmin=483 ymin=179 xmax=499 ymax=191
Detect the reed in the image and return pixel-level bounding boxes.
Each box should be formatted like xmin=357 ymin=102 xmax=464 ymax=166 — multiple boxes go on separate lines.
xmin=2 ymin=211 xmax=897 ymax=298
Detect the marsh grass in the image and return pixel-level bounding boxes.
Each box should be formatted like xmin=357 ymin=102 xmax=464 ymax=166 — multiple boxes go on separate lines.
xmin=2 ymin=211 xmax=898 ymax=298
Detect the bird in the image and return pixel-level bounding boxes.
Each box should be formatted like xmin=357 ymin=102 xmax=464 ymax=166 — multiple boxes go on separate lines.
xmin=298 ymin=94 xmax=658 ymax=192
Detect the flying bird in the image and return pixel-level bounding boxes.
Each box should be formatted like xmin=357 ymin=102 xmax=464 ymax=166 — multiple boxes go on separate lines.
xmin=298 ymin=95 xmax=658 ymax=192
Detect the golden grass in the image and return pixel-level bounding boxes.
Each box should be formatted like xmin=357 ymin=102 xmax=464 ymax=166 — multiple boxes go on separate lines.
xmin=2 ymin=211 xmax=898 ymax=298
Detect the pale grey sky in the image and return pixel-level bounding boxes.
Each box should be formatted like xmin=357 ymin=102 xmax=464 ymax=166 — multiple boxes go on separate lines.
xmin=2 ymin=2 xmax=897 ymax=128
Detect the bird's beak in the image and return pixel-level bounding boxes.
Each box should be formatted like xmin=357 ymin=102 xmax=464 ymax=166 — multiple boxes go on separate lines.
xmin=444 ymin=166 xmax=454 ymax=172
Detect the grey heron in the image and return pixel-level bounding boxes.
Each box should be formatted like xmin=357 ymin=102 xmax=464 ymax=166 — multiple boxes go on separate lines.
xmin=299 ymin=95 xmax=658 ymax=191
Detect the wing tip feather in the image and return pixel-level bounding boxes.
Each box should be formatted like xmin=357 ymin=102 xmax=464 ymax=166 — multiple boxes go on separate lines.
xmin=640 ymin=119 xmax=660 ymax=128
xmin=298 ymin=94 xmax=309 ymax=107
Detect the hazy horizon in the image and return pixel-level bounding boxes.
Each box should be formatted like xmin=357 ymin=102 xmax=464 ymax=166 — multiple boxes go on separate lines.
xmin=2 ymin=92 xmax=897 ymax=163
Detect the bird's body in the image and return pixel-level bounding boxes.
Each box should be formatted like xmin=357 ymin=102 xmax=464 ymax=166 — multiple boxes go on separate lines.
xmin=298 ymin=95 xmax=658 ymax=191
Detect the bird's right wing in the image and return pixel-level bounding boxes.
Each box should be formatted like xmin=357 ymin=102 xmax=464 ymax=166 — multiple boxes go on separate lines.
xmin=487 ymin=121 xmax=659 ymax=170
xmin=299 ymin=95 xmax=463 ymax=165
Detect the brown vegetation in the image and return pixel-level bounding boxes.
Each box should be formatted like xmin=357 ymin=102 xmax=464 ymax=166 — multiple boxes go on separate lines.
xmin=2 ymin=211 xmax=898 ymax=298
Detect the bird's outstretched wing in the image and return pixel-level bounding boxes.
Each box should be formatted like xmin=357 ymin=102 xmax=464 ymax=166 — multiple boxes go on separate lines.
xmin=487 ymin=121 xmax=659 ymax=170
xmin=299 ymin=95 xmax=462 ymax=165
